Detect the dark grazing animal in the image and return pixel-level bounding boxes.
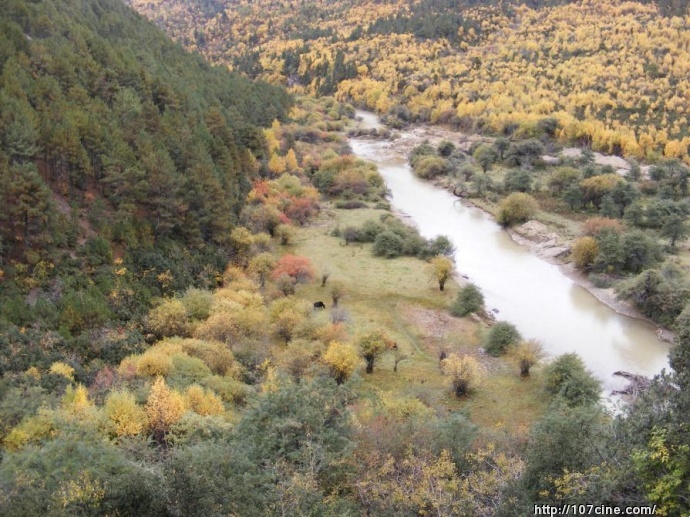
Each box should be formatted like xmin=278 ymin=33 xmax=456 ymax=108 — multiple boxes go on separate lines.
xmin=313 ymin=301 xmax=326 ymax=309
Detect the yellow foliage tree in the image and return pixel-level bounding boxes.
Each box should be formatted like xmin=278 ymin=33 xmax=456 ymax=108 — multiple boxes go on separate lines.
xmin=147 ymin=299 xmax=189 ymax=338
xmin=104 ymin=389 xmax=147 ymax=438
xmin=571 ymin=236 xmax=599 ymax=271
xmin=285 ymin=148 xmax=299 ymax=171
xmin=429 ymin=255 xmax=454 ymax=291
xmin=441 ymin=354 xmax=485 ymax=397
xmin=145 ymin=377 xmax=186 ymax=444
xmin=353 ymin=450 xmax=463 ymax=515
xmin=184 ymin=384 xmax=224 ymax=416
xmin=55 ymin=473 xmax=105 ymax=515
xmin=136 ymin=350 xmax=173 ymax=377
xmin=61 ymin=384 xmax=94 ymax=416
xmin=4 ymin=409 xmax=54 ymax=451
xmin=510 ymin=339 xmax=545 ymax=377
xmin=229 ymin=226 xmax=256 ymax=266
xmin=50 ymin=361 xmax=75 ymax=380
xmin=268 ymin=153 xmax=287 ymax=175
xmin=323 ymin=341 xmax=360 ymax=384
xmin=248 ymin=252 xmax=276 ymax=288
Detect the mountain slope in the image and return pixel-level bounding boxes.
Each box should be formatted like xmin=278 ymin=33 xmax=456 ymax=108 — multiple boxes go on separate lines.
xmin=0 ymin=0 xmax=291 ymax=373
xmin=130 ymin=0 xmax=690 ymax=160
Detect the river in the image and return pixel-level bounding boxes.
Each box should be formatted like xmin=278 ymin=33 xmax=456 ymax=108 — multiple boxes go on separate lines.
xmin=350 ymin=110 xmax=670 ymax=393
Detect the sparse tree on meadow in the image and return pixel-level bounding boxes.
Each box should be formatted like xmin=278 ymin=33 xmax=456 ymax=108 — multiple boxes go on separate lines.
xmin=441 ymin=354 xmax=484 ymax=397
xmin=330 ymin=280 xmax=346 ymax=307
xmin=511 ymin=339 xmax=545 ymax=377
xmin=450 ymin=283 xmax=485 ymax=317
xmin=358 ymin=330 xmax=392 ymax=374
xmin=429 ymin=255 xmax=454 ymax=291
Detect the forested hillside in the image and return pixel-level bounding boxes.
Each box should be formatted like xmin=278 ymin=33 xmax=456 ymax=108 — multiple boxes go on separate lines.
xmin=0 ymin=0 xmax=290 ymax=373
xmin=130 ymin=0 xmax=690 ymax=160
xmin=2 ymin=0 xmax=690 ymax=514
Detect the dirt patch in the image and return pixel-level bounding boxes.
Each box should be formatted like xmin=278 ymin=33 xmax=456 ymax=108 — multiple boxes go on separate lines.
xmin=509 ymin=221 xmax=570 ymax=260
xmin=398 ymin=304 xmax=507 ymax=373
xmin=560 ymin=147 xmax=632 ymax=176
xmin=381 ymin=125 xmax=488 ymax=158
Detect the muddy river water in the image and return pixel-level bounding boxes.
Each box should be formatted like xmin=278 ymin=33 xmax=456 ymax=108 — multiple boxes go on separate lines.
xmin=351 ymin=111 xmax=670 ymax=393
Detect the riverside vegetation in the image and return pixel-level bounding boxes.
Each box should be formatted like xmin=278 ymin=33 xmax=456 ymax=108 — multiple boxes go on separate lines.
xmin=0 ymin=0 xmax=689 ymax=515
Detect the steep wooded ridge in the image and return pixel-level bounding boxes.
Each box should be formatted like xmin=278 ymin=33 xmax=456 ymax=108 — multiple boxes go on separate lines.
xmin=0 ymin=0 xmax=290 ymax=370
xmin=130 ymin=0 xmax=690 ymax=160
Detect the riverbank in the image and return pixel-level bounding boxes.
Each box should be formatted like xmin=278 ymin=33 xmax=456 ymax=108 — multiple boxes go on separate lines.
xmin=355 ymin=117 xmax=674 ymax=343
xmin=350 ymin=112 xmax=671 ymax=391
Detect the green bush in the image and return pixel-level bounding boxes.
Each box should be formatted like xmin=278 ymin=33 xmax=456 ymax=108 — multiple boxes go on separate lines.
xmin=451 ymin=283 xmax=484 ymax=317
xmin=181 ymin=288 xmax=214 ymax=320
xmin=503 ymin=169 xmax=532 ymax=193
xmin=58 ymin=288 xmax=113 ymax=334
xmin=542 ymin=353 xmax=601 ymax=407
xmin=497 ymin=192 xmax=538 ymax=227
xmin=412 ymin=155 xmax=449 ymax=179
xmin=358 ymin=220 xmax=386 ymax=242
xmin=485 ymin=321 xmax=521 ymax=356
xmin=372 ymin=231 xmax=406 ymax=258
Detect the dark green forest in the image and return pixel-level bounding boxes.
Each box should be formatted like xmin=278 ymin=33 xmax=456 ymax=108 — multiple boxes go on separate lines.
xmin=0 ymin=0 xmax=290 ymax=375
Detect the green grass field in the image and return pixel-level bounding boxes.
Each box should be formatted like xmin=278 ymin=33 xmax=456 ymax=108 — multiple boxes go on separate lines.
xmin=286 ymin=204 xmax=548 ymax=433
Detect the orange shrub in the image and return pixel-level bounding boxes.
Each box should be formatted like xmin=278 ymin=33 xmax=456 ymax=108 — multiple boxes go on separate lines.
xmin=271 ymin=255 xmax=315 ymax=284
xmin=581 ymin=217 xmax=624 ymax=237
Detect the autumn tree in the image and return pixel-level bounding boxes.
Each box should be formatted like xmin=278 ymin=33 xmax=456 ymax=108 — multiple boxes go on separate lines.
xmin=268 ymin=153 xmax=287 ymax=175
xmin=230 ymin=226 xmax=257 ymax=266
xmin=180 ymin=288 xmax=214 ymax=321
xmin=429 ymin=255 xmax=454 ymax=291
xmin=145 ymin=377 xmax=186 ymax=444
xmin=270 ymin=298 xmax=311 ymax=344
xmin=357 ymin=330 xmax=392 ymax=374
xmin=271 ymin=254 xmax=315 ymax=284
xmin=571 ymin=237 xmax=599 ymax=271
xmin=147 ymin=299 xmax=189 ymax=338
xmin=323 ymin=341 xmax=360 ymax=384
xmin=104 ymin=389 xmax=147 ymax=438
xmin=497 ymin=193 xmax=538 ymax=227
xmin=582 ymin=217 xmax=624 ymax=237
xmin=580 ymin=174 xmax=624 ymax=210
xmin=184 ymin=385 xmax=224 ymax=416
xmin=275 ymin=224 xmax=295 ymax=245
xmin=248 ymin=252 xmax=276 ymax=288
xmin=284 ymin=149 xmax=299 ymax=171
xmin=441 ymin=354 xmax=484 ymax=397
xmin=329 ymin=280 xmax=346 ymax=307
xmin=511 ymin=339 xmax=545 ymax=377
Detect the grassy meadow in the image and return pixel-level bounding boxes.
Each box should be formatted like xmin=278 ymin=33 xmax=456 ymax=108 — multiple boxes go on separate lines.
xmin=286 ymin=204 xmax=547 ymax=435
